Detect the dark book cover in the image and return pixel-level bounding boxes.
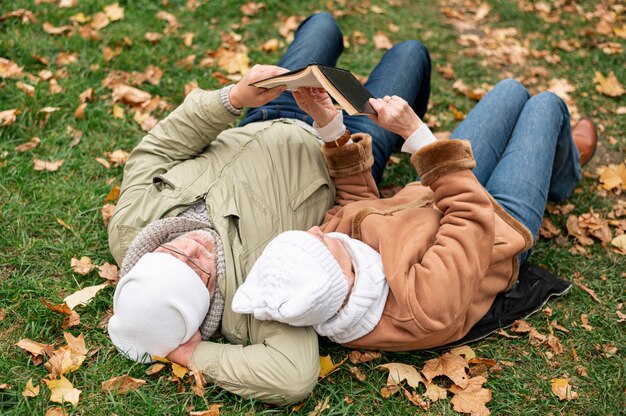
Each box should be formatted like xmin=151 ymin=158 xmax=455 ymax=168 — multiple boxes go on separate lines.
xmin=317 ymin=65 xmax=376 ymax=114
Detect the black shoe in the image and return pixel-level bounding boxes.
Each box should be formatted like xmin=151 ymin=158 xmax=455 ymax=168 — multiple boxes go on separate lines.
xmin=440 ymin=261 xmax=572 ymax=348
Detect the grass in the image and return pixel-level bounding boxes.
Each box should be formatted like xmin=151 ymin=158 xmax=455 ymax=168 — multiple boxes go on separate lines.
xmin=1 ymin=0 xmax=624 ymax=414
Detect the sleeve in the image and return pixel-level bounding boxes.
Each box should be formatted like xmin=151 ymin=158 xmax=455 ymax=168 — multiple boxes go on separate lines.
xmin=189 ymin=320 xmax=320 ymax=405
xmin=405 ymin=139 xmax=495 ymax=342
xmin=118 ymin=88 xmax=238 ymax=191
xmin=319 ymin=134 xmax=379 ymax=224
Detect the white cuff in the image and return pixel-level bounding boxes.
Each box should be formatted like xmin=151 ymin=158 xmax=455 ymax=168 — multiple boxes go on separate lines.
xmin=401 ymin=123 xmax=437 ymax=154
xmin=313 ymin=112 xmax=346 ymax=143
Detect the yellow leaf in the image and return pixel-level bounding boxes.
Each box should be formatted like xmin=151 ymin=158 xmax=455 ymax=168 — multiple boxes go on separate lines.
xmin=611 ymin=234 xmax=626 ymax=253
xmin=551 ymin=378 xmax=578 ymax=400
xmin=104 ymin=3 xmax=124 ymax=21
xmin=594 ymin=71 xmax=625 ymax=97
xmin=15 ymin=338 xmax=54 ymax=358
xmin=112 ymin=105 xmax=124 ymax=119
xmin=145 ymin=363 xmax=165 ymax=375
xmin=172 ymin=362 xmax=188 ymax=379
xmin=45 ymin=376 xmax=81 ymax=406
xmin=449 ymin=345 xmax=476 ymax=361
xmin=100 ymin=375 xmax=146 ymax=395
xmin=319 ymin=355 xmax=335 ymax=378
xmin=63 ymin=283 xmax=108 ymax=309
xmin=22 ymin=379 xmax=40 ymax=398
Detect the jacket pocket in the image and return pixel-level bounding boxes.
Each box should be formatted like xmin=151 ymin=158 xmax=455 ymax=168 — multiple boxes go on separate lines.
xmin=289 ymin=177 xmax=331 ymax=213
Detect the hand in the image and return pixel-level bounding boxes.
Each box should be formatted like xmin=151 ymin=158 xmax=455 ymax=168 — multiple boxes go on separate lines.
xmin=229 ymin=65 xmax=289 ymax=109
xmin=166 ymin=330 xmax=202 ymax=368
xmin=293 ymin=87 xmax=340 ymax=127
xmin=367 ymin=96 xmax=423 ymax=139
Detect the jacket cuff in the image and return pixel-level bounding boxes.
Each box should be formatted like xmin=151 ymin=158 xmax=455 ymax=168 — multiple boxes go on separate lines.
xmin=189 ymin=341 xmax=227 ymax=382
xmin=410 ymin=139 xmax=475 ymax=186
xmin=322 ymin=133 xmax=374 ymax=178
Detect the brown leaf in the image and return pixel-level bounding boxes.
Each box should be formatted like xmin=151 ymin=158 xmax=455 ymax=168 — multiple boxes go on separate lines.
xmin=0 ymin=109 xmax=19 ymax=126
xmin=46 ymin=376 xmax=81 ymax=406
xmin=598 ymin=163 xmax=625 ymax=192
xmin=612 ymin=234 xmax=626 ymax=255
xmin=145 ymin=363 xmax=165 ymax=375
xmin=15 ymin=338 xmax=55 ymax=359
xmin=241 ymin=1 xmax=266 ymax=16
xmin=95 ymin=157 xmax=110 ymax=169
xmin=181 ymin=32 xmax=195 ymax=47
xmin=133 ymin=111 xmax=158 ymax=132
xmin=510 ymin=319 xmax=532 ymax=333
xmin=101 ymin=375 xmax=146 ymax=395
xmin=71 ymin=256 xmax=94 ymax=275
xmin=45 ymin=407 xmax=68 ymax=416
xmin=348 ymin=366 xmax=367 ymax=382
xmin=594 ymin=71 xmax=625 ymax=97
xmin=424 ymin=381 xmax=447 ymax=402
xmin=101 ymin=203 xmax=116 ymax=225
xmin=449 ymin=345 xmax=476 ymax=361
xmin=156 ymin=10 xmax=181 ymax=33
xmin=539 ymin=218 xmax=561 ymax=239
xmin=278 ymin=15 xmax=300 ymax=42
xmin=144 ymin=32 xmax=162 ymax=43
xmin=16 ymin=81 xmax=36 ymax=97
xmin=215 ymin=48 xmax=249 ymax=75
xmin=112 ymin=84 xmax=151 ymax=105
xmin=551 ymin=378 xmax=578 ymax=400
xmin=190 ymin=367 xmax=206 ymax=397
xmin=551 ymin=320 xmax=569 ymax=333
xmin=0 ymin=58 xmax=24 ymax=78
xmin=74 ymin=102 xmax=87 ymax=119
xmin=104 ymin=3 xmax=124 ymax=21
xmin=15 ymin=137 xmax=41 ymax=152
xmin=422 ymin=353 xmax=469 ymax=388
xmin=309 ymin=396 xmax=330 ymax=416
xmin=49 ymin=79 xmax=63 ymax=94
xmin=56 ymin=52 xmax=78 ymax=66
xmin=377 ymin=362 xmax=425 ymax=391
xmin=33 ymin=157 xmax=64 ymax=172
xmin=348 ymin=350 xmax=381 ymax=364
xmin=176 ymin=53 xmax=197 ymax=69
xmin=449 ymin=376 xmax=492 ymax=416
xmin=452 ymin=79 xmax=487 ymax=100
xmin=42 ymin=22 xmax=73 ymax=35
xmin=107 ymin=149 xmax=129 ymax=167
xmin=373 ymin=32 xmax=393 ymax=50
xmin=190 ymin=404 xmax=222 ymax=416
xmin=0 ymin=9 xmax=36 ymax=24
xmin=104 ymin=186 xmax=120 ymax=203
xmin=261 ymin=38 xmax=281 ymax=52
xmin=402 ymin=387 xmax=429 ymax=410
xmin=575 ymin=282 xmax=602 ymax=303
xmin=40 ymin=298 xmax=80 ymax=329
xmin=91 ymin=12 xmax=110 ymax=30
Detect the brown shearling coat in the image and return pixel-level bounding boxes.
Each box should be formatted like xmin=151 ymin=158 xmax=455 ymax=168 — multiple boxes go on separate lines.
xmin=319 ymin=134 xmax=533 ymax=350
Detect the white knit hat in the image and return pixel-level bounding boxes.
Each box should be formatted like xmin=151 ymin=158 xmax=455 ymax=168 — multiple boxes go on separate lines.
xmin=232 ymin=230 xmax=389 ymax=343
xmin=108 ymin=252 xmax=210 ymax=363
xmin=231 ymin=230 xmax=348 ymax=326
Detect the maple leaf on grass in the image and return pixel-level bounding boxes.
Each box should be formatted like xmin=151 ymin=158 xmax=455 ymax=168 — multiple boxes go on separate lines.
xmin=71 ymin=256 xmax=94 ymax=275
xmin=319 ymin=354 xmax=346 ymax=379
xmin=594 ymin=71 xmax=625 ymax=97
xmin=0 ymin=109 xmax=19 ymax=126
xmin=101 ymin=375 xmax=146 ymax=395
xmin=22 ymin=378 xmax=40 ymax=398
xmin=374 ymin=32 xmax=393 ymax=50
xmin=15 ymin=137 xmax=41 ymax=152
xmin=98 ymin=262 xmax=119 ymax=283
xmin=34 ymin=157 xmax=64 ymax=172
xmin=551 ymin=378 xmax=578 ymax=400
xmin=449 ymin=376 xmax=492 ymax=416
xmin=40 ymin=298 xmax=80 ymax=329
xmin=190 ymin=404 xmax=222 ymax=416
xmin=421 ymin=353 xmax=469 ymax=388
xmin=348 ymin=350 xmax=381 ymax=364
xmin=63 ymin=283 xmax=109 ymax=309
xmin=45 ymin=408 xmax=68 ymax=416
xmin=377 ymin=362 xmax=424 ymax=394
xmin=45 ymin=376 xmax=81 ymax=406
xmin=16 ymin=338 xmax=55 ymax=362
xmin=449 ymin=345 xmax=476 ymax=361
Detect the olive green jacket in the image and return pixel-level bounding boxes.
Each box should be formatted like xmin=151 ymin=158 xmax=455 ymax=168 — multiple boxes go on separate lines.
xmin=108 ymin=88 xmax=335 ymax=404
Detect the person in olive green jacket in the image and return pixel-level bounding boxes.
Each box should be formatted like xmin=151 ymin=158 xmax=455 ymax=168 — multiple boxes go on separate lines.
xmin=107 ymin=13 xmax=432 ymax=405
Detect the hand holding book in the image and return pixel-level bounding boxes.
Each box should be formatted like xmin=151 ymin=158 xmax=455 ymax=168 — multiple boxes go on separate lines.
xmin=292 ymin=87 xmax=340 ymax=127
xmin=367 ymin=95 xmax=423 ymax=140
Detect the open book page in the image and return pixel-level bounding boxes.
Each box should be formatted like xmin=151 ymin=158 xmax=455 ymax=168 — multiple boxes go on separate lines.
xmin=250 ymin=66 xmax=321 ymax=90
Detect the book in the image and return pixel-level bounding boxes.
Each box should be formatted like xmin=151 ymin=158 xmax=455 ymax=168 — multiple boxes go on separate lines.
xmin=250 ymin=63 xmax=376 ymax=115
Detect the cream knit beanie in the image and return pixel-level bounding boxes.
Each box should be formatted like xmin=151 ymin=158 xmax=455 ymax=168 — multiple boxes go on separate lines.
xmin=108 ymin=252 xmax=210 ymax=363
xmin=232 ymin=230 xmax=348 ymax=326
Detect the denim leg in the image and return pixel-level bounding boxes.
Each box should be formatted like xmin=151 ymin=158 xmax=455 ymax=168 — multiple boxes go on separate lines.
xmin=450 ymin=79 xmax=530 ymax=186
xmin=484 ymin=92 xmax=580 ymax=259
xmin=239 ymin=13 xmax=344 ymax=127
xmin=343 ymin=41 xmax=432 ymax=185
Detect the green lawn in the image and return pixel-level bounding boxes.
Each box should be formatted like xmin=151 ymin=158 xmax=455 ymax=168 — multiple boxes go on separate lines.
xmin=1 ymin=0 xmax=624 ymax=415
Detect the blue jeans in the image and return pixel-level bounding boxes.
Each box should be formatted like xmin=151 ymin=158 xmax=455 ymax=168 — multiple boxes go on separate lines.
xmin=239 ymin=12 xmax=431 ymax=185
xmin=450 ymin=79 xmax=582 ymax=262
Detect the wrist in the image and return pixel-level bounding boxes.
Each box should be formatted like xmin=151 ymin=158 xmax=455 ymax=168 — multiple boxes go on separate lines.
xmin=315 ymin=109 xmax=340 ymax=128
xmin=228 ymin=85 xmax=244 ymax=110
xmin=402 ymin=119 xmax=424 ymax=140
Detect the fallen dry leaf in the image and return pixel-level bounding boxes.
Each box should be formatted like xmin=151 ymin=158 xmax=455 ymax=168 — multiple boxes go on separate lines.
xmin=215 ymin=48 xmax=249 ymax=75
xmin=146 ymin=363 xmax=165 ymax=375
xmin=348 ymin=366 xmax=367 ymax=382
xmin=575 ymin=282 xmax=602 ymax=303
xmin=348 ymin=350 xmax=381 ymax=364
xmin=309 ymin=396 xmax=330 ymax=416
xmin=539 ymin=218 xmax=561 ymax=239
xmin=45 ymin=408 xmax=68 ymax=416
xmin=45 ymin=376 xmax=81 ymax=406
xmin=16 ymin=338 xmax=55 ymax=360
xmin=551 ymin=378 xmax=578 ymax=400
xmin=112 ymin=84 xmax=151 ymax=105
xmin=42 ymin=22 xmax=73 ymax=35
xmin=156 ymin=10 xmax=181 ymax=33
xmin=40 ymin=298 xmax=80 ymax=329
xmin=71 ymin=256 xmax=94 ymax=275
xmin=319 ymin=354 xmax=346 ymax=379
xmin=74 ymin=102 xmax=87 ymax=119
xmin=101 ymin=203 xmax=116 ymax=225
xmin=403 ymin=387 xmax=429 ymax=410
xmin=374 ymin=32 xmax=393 ymax=50
xmin=0 ymin=8 xmax=36 ymax=24
xmin=449 ymin=376 xmax=492 ymax=416
xmin=33 ymin=157 xmax=64 ymax=172
xmin=101 ymin=375 xmax=146 ymax=395
xmin=16 ymin=81 xmax=35 ymax=97
xmin=0 ymin=58 xmax=23 ymax=78
xmin=597 ymin=163 xmax=626 ymax=192
xmin=377 ymin=362 xmax=424 ymax=394
xmin=422 ymin=353 xmax=469 ymax=388
xmin=424 ymin=381 xmax=447 ymax=402
xmin=112 ymin=105 xmax=124 ymax=119
xmin=95 ymin=157 xmax=110 ymax=169
xmin=190 ymin=404 xmax=222 ymax=416
xmin=449 ymin=345 xmax=476 ymax=361
xmin=63 ymin=283 xmax=108 ymax=310
xmin=22 ymin=379 xmax=40 ymax=398
xmin=594 ymin=71 xmax=625 ymax=97
xmin=190 ymin=367 xmax=207 ymax=397
xmin=261 ymin=38 xmax=281 ymax=52
xmin=15 ymin=137 xmax=41 ymax=152
xmin=104 ymin=3 xmax=124 ymax=21
xmin=107 ymin=149 xmax=129 ymax=167
xmin=172 ymin=362 xmax=188 ymax=379
xmin=0 ymin=109 xmax=19 ymax=126
xmin=611 ymin=234 xmax=626 ymax=254
xmin=181 ymin=32 xmax=195 ymax=47
xmin=278 ymin=15 xmax=300 ymax=42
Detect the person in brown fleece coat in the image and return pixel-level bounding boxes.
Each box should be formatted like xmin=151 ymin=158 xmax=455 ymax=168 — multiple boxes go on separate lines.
xmin=233 ymin=78 xmax=597 ymax=351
